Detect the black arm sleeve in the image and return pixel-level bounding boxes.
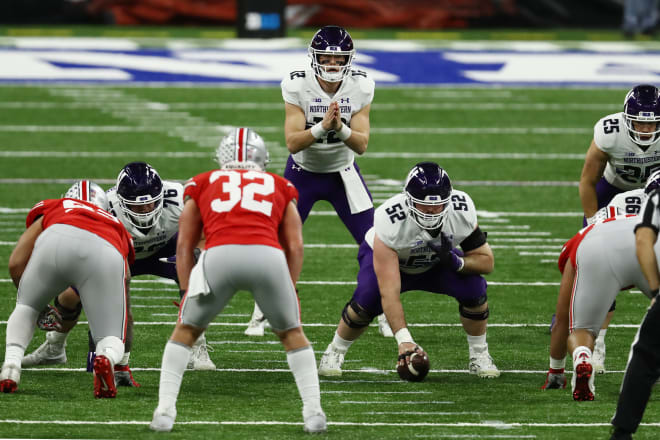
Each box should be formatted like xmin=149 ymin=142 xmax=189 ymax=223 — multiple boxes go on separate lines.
xmin=635 ymin=191 xmax=660 ymax=235
xmin=460 ymin=226 xmax=487 ymax=252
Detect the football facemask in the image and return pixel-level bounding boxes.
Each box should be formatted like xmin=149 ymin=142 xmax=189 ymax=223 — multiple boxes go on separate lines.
xmin=404 ymin=162 xmax=452 ymax=230
xmin=116 ymin=161 xmax=163 ymax=229
xmin=308 ymin=25 xmax=355 ymax=83
xmin=623 ymin=84 xmax=660 ymax=147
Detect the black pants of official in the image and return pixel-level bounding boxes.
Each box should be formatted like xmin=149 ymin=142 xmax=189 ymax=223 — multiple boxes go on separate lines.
xmin=611 ymin=297 xmax=660 ymax=433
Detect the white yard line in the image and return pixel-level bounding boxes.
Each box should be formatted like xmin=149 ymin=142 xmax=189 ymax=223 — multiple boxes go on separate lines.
xmin=0 ymin=125 xmax=591 ymax=135
xmin=1 ymin=419 xmax=655 ymax=428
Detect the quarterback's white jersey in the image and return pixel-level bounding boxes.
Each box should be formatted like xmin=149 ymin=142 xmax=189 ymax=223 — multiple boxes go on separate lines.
xmin=594 ymin=112 xmax=660 ymax=190
xmin=364 ymin=191 xmax=479 ymax=274
xmin=106 ymin=180 xmax=183 ymax=260
xmin=592 ymin=188 xmax=646 ymax=223
xmin=281 ymin=68 xmax=375 ymax=173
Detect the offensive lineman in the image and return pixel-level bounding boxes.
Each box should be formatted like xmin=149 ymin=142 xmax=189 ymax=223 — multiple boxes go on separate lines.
xmin=318 ymin=162 xmax=499 ymax=379
xmin=150 ymin=127 xmax=326 ymax=433
xmin=243 ymin=25 xmax=395 ymax=337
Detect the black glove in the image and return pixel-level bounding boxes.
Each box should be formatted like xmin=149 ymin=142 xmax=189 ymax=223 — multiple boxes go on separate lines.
xmin=428 ymin=233 xmax=464 ymax=272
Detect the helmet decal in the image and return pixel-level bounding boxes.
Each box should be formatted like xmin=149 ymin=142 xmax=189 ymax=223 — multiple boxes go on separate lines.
xmin=216 ymin=127 xmax=270 ymax=171
xmin=64 ymin=180 xmax=108 ymax=211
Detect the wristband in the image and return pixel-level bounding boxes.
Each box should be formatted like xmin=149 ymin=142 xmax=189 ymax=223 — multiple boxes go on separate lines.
xmin=394 ymin=327 xmax=414 ymax=345
xmin=336 ymin=123 xmax=352 ymax=141
xmin=310 ymin=122 xmax=328 ymax=139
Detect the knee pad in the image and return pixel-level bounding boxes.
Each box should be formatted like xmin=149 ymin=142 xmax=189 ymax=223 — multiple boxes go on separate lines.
xmin=341 ymin=300 xmax=375 ymax=329
xmin=95 ymin=336 xmax=124 ymax=366
xmin=54 ymin=296 xmax=82 ymax=321
xmin=459 ymin=297 xmax=489 ymax=321
xmin=609 ymin=300 xmax=616 ymax=312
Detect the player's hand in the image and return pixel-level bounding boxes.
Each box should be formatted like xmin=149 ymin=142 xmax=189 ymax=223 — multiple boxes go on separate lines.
xmin=322 ymin=101 xmax=341 ymax=132
xmin=397 ymin=343 xmax=422 ymax=365
xmin=36 ymin=304 xmax=63 ymax=332
xmin=428 ymin=233 xmax=464 ymax=272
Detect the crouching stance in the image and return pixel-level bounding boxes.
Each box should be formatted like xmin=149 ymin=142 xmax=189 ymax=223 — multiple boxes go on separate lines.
xmin=150 ymin=128 xmax=326 ymax=433
xmin=542 ymin=212 xmax=659 ymax=401
xmin=1 ymin=181 xmax=134 ymax=398
xmin=318 ymin=162 xmax=499 ymax=379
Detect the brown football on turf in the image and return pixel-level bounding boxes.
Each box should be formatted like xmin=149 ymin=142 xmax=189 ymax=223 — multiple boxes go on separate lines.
xmin=397 ymin=350 xmax=430 ymax=382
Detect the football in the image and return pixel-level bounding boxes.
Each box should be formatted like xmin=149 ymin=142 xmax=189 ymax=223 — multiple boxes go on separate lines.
xmin=397 ymin=350 xmax=430 ymax=382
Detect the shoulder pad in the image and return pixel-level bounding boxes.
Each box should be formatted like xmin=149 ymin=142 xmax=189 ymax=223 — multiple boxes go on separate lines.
xmin=352 ymin=72 xmax=375 ymax=96
xmin=281 ymin=71 xmax=306 ymax=93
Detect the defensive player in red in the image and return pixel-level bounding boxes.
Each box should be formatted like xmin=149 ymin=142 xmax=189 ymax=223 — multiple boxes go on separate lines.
xmin=150 ymin=128 xmax=326 ymax=433
xmin=1 ymin=180 xmax=134 ymax=398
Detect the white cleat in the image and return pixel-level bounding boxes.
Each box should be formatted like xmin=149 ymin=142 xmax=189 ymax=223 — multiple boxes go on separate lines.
xmin=303 ymin=411 xmax=327 ymax=434
xmin=187 ymin=334 xmax=216 ymax=371
xmin=22 ymin=340 xmax=66 ymax=367
xmin=592 ymin=343 xmax=606 ymax=375
xmin=468 ymin=352 xmax=500 ymax=378
xmin=377 ymin=314 xmax=394 ymax=338
xmin=150 ymin=407 xmax=176 ymax=432
xmin=244 ymin=318 xmax=270 ymax=337
xmin=318 ymin=344 xmax=345 ymax=377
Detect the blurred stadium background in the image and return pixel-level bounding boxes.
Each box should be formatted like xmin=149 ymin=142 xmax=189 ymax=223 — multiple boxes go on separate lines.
xmin=1 ymin=1 xmax=660 ymax=439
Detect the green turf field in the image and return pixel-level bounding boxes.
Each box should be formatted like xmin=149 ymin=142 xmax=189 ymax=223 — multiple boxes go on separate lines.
xmin=0 ymin=84 xmax=658 ymax=439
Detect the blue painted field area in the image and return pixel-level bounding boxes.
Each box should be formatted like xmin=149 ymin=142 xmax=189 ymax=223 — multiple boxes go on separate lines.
xmin=2 ymin=38 xmax=660 ymax=85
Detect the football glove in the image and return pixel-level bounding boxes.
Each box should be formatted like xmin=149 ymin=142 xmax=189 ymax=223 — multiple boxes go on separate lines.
xmin=428 ymin=233 xmax=464 ymax=272
xmin=36 ymin=304 xmax=63 ymax=332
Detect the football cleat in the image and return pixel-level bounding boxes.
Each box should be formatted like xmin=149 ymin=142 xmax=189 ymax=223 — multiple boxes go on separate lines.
xmin=377 ymin=314 xmax=394 ymax=338
xmin=114 ymin=364 xmax=141 ymax=387
xmin=318 ymin=344 xmax=345 ymax=377
xmin=150 ymin=407 xmax=176 ymax=432
xmin=609 ymin=427 xmax=633 ymax=440
xmin=187 ymin=335 xmax=216 ymax=371
xmin=36 ymin=304 xmax=63 ymax=332
xmin=244 ymin=317 xmax=270 ymax=337
xmin=468 ymin=352 xmax=500 ymax=378
xmin=0 ymin=363 xmax=20 ymax=393
xmin=93 ymin=355 xmax=117 ymax=399
xmin=592 ymin=342 xmax=606 ymax=375
xmin=22 ymin=338 xmax=67 ymax=367
xmin=303 ymin=410 xmax=327 ymax=433
xmin=541 ymin=369 xmax=567 ymax=390
xmin=572 ymin=357 xmax=595 ymax=401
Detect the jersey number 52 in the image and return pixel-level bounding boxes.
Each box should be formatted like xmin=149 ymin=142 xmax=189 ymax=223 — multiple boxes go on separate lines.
xmin=209 ymin=171 xmax=274 ymax=216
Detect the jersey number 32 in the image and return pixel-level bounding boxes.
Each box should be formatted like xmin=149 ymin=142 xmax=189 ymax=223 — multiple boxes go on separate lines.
xmin=209 ymin=171 xmax=274 ymax=216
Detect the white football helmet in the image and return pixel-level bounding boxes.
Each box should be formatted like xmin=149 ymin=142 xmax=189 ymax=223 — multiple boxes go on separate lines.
xmin=216 ymin=127 xmax=270 ymax=171
xmin=64 ymin=180 xmax=108 ymax=211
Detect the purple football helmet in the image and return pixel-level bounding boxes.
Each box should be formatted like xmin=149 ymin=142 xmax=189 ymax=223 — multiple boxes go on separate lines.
xmin=404 ymin=162 xmax=452 ymax=230
xmin=623 ymin=84 xmax=660 ymax=147
xmin=116 ymin=161 xmax=163 ymax=228
xmin=645 ymin=169 xmax=660 ymax=194
xmin=308 ymin=25 xmax=355 ymax=82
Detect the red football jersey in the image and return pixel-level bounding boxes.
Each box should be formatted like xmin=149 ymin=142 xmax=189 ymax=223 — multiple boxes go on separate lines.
xmin=26 ymin=198 xmax=135 ymax=263
xmin=184 ymin=169 xmax=298 ymax=250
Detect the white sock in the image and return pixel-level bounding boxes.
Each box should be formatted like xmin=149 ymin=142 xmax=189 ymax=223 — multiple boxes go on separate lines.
xmin=572 ymin=346 xmax=592 ymax=366
xmin=550 ymin=356 xmax=566 ymax=370
xmin=467 ymin=334 xmax=488 ymax=354
xmin=251 ymin=302 xmax=264 ymax=321
xmin=331 ymin=332 xmax=353 ymax=354
xmin=193 ymin=333 xmax=206 ymax=348
xmin=46 ymin=330 xmax=68 ymax=346
xmin=157 ymin=341 xmax=191 ymax=413
xmin=595 ymin=329 xmax=607 ymax=348
xmin=287 ymin=346 xmax=322 ymax=418
xmin=118 ymin=351 xmax=130 ymax=366
xmin=96 ymin=336 xmax=124 ymax=366
xmin=5 ymin=304 xmax=39 ymax=365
